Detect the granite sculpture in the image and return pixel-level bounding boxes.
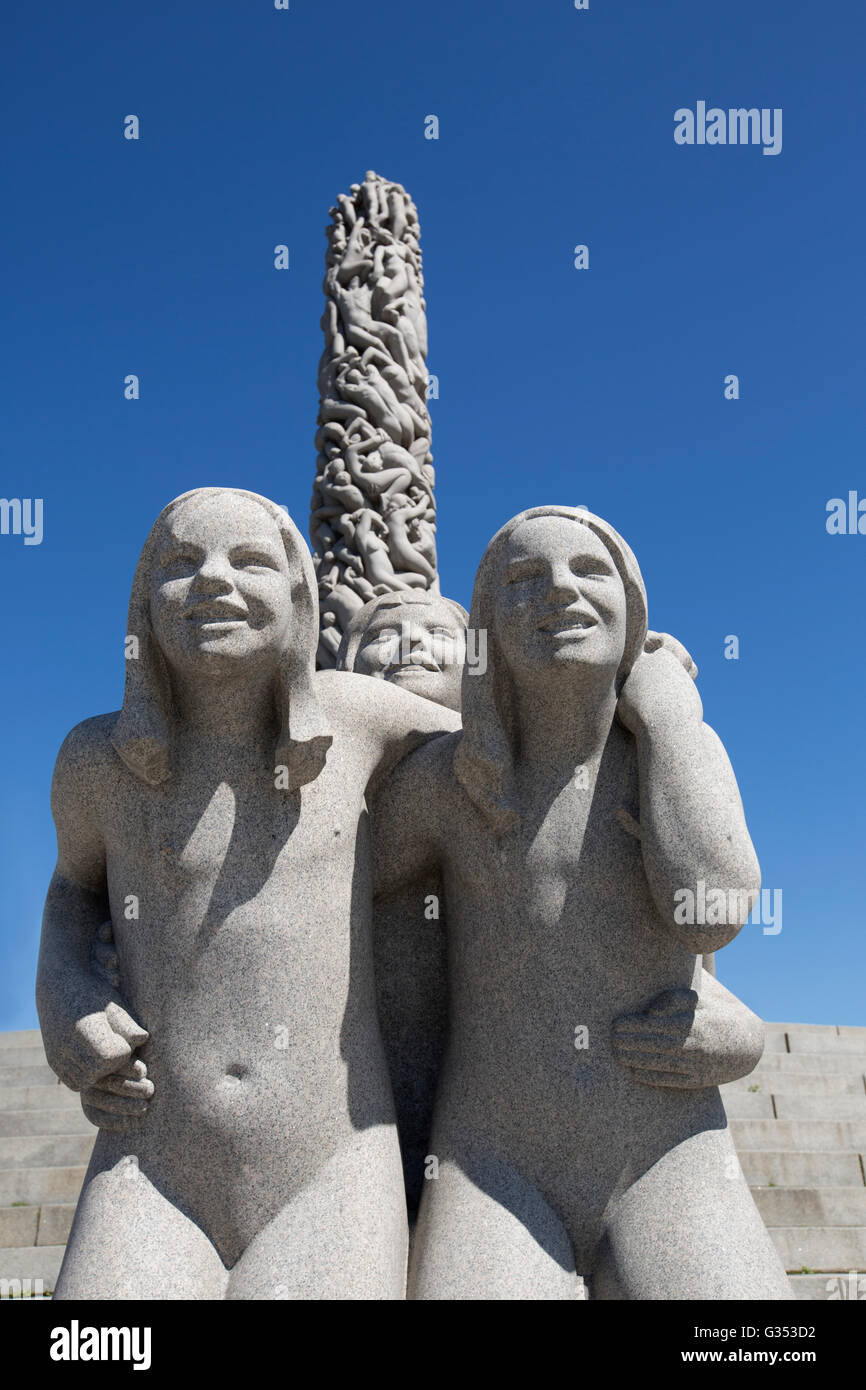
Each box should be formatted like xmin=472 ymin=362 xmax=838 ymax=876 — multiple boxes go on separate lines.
xmin=36 ymin=487 xmax=458 ymax=1299
xmin=338 ymin=588 xmax=770 ymax=1230
xmin=34 ymin=175 xmax=789 ymax=1302
xmin=371 ymin=505 xmax=794 ymax=1299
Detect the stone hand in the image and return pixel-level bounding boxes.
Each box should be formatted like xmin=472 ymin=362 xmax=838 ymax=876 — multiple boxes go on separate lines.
xmin=80 ymin=1051 xmax=155 ymax=1133
xmin=611 ymin=988 xmax=719 ymax=1088
xmin=616 ymin=643 xmax=702 ymax=736
xmin=80 ymin=923 xmax=155 ymax=1129
xmin=643 ymin=629 xmax=698 ymax=681
xmin=43 ymin=984 xmax=151 ymax=1131
xmin=608 ymin=984 xmax=756 ymax=1089
xmin=57 ymin=1000 xmax=148 ymax=1093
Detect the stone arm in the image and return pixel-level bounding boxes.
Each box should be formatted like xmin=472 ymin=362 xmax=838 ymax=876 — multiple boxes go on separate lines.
xmin=318 ymin=669 xmax=459 ymax=802
xmin=369 ymin=736 xmax=449 ymax=902
xmin=36 ymin=721 xmax=153 ymax=1126
xmin=611 ymin=970 xmax=765 ymax=1090
xmin=618 ymin=648 xmax=761 ymax=955
xmin=636 ymin=720 xmax=760 ymax=954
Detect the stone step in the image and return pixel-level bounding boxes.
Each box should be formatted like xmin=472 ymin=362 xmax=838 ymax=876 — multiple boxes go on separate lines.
xmin=774 ymin=1094 xmax=866 ymax=1122
xmin=739 ymin=1150 xmax=864 ymax=1189
xmin=731 ymin=1118 xmax=866 ymax=1152
xmin=752 ymin=1052 xmax=866 ymax=1077
xmin=754 ymin=1187 xmax=866 ymax=1227
xmin=722 ymin=1091 xmax=774 ymax=1119
xmin=0 ymin=1108 xmax=93 ymax=1138
xmin=789 ymin=1272 xmax=866 ymax=1301
xmin=0 ymin=1245 xmax=64 ymax=1294
xmin=0 ymin=1134 xmax=95 ymax=1170
xmin=0 ymin=1065 xmax=59 ymax=1088
xmin=768 ymin=1023 xmax=846 ymax=1034
xmin=0 ymin=1031 xmax=43 ymax=1053
xmin=786 ymin=1034 xmax=866 ymax=1057
xmin=725 ymin=1071 xmax=864 ymax=1097
xmin=0 ymin=1166 xmax=88 ymax=1207
xmin=769 ymin=1023 xmax=866 ymax=1040
xmin=34 ymin=1203 xmax=75 ymax=1247
xmin=770 ymin=1226 xmax=866 ymax=1273
xmin=0 ymin=1203 xmax=75 ymax=1249
xmin=0 ymin=1084 xmax=79 ymax=1113
xmin=0 ymin=1205 xmax=38 ymax=1247
xmin=0 ymin=1047 xmax=48 ymax=1071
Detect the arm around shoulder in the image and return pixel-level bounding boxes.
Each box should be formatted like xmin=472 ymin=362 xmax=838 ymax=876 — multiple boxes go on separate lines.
xmin=370 ymin=732 xmax=453 ymax=901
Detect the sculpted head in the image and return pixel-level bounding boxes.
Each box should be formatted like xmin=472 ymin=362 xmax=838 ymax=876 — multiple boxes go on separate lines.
xmin=149 ymin=492 xmax=295 ymax=682
xmin=337 ymin=590 xmax=469 ymax=712
xmin=111 ymin=488 xmax=331 ymax=790
xmin=492 ymin=515 xmax=630 ymax=687
xmin=454 ymin=507 xmax=648 ymax=834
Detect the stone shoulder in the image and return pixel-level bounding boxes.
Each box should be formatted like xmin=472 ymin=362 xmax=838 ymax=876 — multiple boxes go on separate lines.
xmin=51 ymin=712 xmax=123 ymax=814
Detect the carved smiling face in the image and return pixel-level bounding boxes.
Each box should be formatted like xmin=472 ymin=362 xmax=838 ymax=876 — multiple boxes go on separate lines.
xmin=149 ymin=494 xmax=294 ymax=680
xmin=352 ymin=598 xmax=466 ymax=711
xmin=492 ymin=516 xmax=628 ymax=684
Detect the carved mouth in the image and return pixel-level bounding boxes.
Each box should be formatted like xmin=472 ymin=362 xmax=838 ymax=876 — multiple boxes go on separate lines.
xmin=538 ymin=610 xmax=597 ymax=635
xmin=186 ymin=602 xmax=248 ymax=627
xmin=388 ymin=661 xmax=440 ymax=677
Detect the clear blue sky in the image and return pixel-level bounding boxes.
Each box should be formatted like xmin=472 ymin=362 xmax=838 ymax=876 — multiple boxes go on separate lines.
xmin=2 ymin=0 xmax=864 ymax=1030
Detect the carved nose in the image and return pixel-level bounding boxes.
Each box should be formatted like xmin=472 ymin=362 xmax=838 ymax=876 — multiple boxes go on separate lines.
xmin=547 ymin=567 xmax=581 ymax=600
xmin=193 ymin=563 xmax=234 ymax=594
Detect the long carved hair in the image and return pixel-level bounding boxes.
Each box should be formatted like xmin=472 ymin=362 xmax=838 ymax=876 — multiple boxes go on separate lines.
xmin=453 ymin=506 xmax=648 ymax=835
xmin=111 ymin=488 xmax=332 ymax=790
xmin=335 ymin=589 xmax=469 ymax=672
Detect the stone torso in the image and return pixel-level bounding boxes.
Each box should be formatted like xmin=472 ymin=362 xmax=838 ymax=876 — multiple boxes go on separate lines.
xmin=87 ymin=698 xmax=394 ymax=1262
xmin=405 ymin=730 xmax=719 ymax=1237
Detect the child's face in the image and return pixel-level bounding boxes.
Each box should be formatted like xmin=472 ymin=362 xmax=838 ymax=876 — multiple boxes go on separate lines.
xmin=493 ymin=517 xmax=627 ymax=684
xmin=149 ymin=494 xmax=294 ymax=680
xmin=353 ymin=601 xmax=466 ymax=711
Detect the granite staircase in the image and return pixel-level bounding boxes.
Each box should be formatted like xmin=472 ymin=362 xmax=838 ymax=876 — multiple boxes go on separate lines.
xmin=721 ymin=1022 xmax=866 ymax=1301
xmin=0 ymin=1029 xmax=95 ymax=1297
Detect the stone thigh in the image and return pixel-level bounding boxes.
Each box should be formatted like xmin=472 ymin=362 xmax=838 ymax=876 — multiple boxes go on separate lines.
xmin=54 ymin=1145 xmax=227 ymax=1300
xmin=226 ymin=1124 xmax=408 ymax=1300
xmin=408 ymin=1151 xmax=582 ymax=1300
xmin=591 ymin=1127 xmax=793 ymax=1300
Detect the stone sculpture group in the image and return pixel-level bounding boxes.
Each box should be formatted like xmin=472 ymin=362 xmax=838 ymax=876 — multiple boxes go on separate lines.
xmin=35 ymin=174 xmax=794 ymax=1301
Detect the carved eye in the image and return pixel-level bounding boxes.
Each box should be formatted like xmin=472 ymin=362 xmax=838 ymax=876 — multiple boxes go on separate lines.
xmin=570 ymin=557 xmax=614 ymax=582
xmin=231 ymin=550 xmax=280 ymax=571
xmin=505 ymin=562 xmax=544 ymax=585
xmin=160 ymin=549 xmax=199 ymax=574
